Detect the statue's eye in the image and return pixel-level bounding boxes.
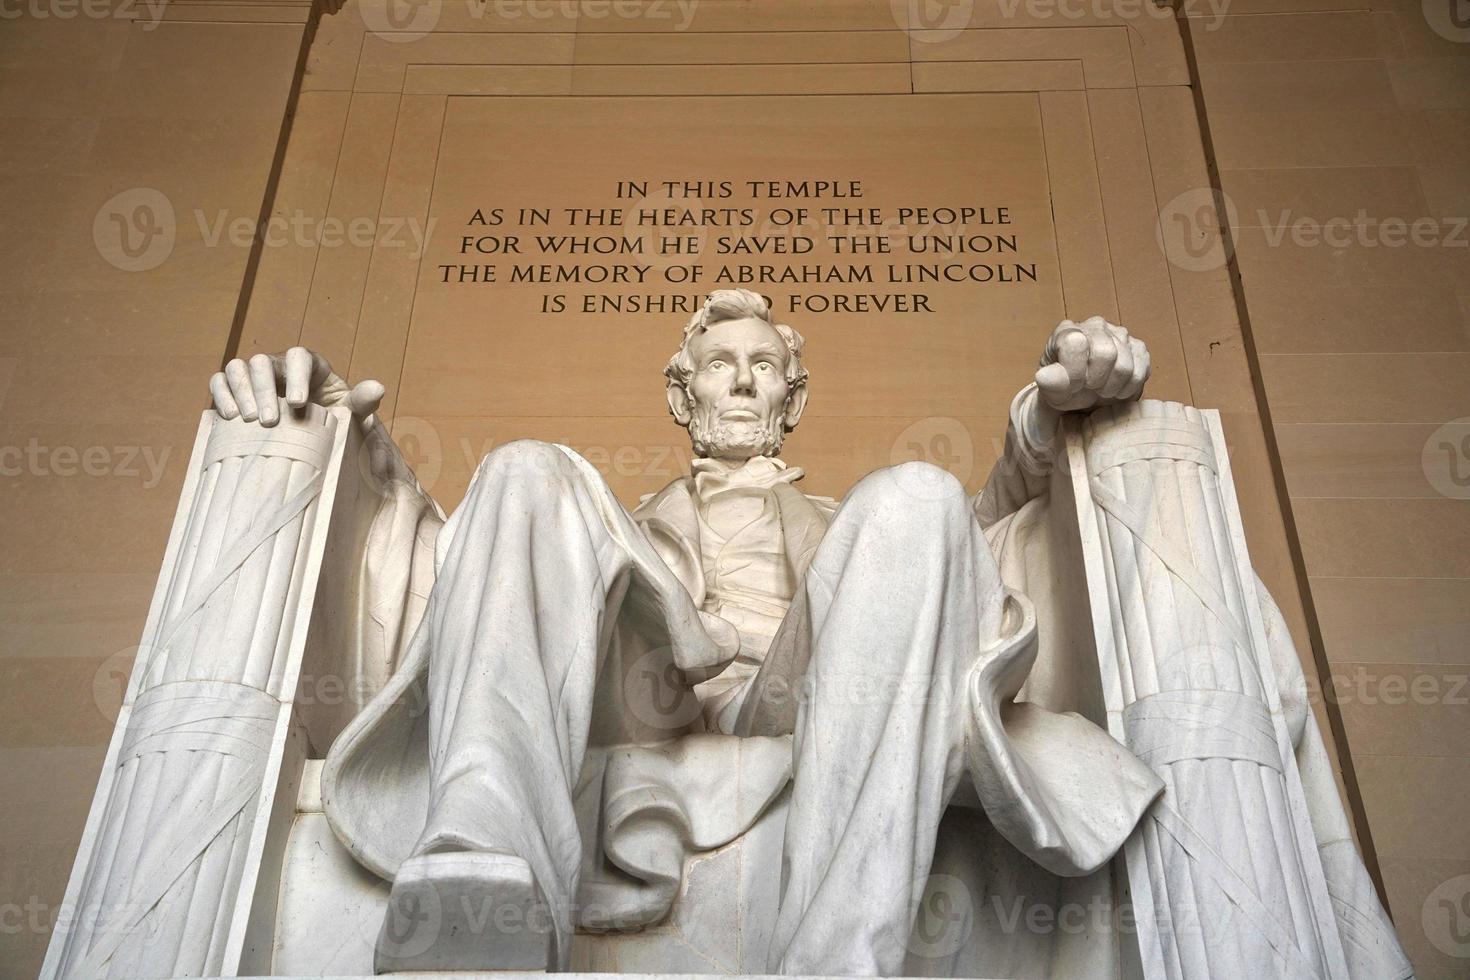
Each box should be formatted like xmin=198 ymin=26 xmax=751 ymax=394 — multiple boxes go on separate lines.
xmin=754 ymin=361 xmax=773 ymax=373
xmin=707 ymin=360 xmax=727 ymax=371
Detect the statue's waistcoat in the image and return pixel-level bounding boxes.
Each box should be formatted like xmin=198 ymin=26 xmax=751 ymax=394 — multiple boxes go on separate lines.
xmin=631 ymin=457 xmax=837 ymax=726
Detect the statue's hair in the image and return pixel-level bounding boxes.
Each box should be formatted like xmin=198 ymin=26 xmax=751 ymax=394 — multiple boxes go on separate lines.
xmin=663 ymin=289 xmax=809 ymax=391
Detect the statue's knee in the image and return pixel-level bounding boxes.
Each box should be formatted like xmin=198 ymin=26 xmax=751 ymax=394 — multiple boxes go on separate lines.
xmin=846 ymin=461 xmax=968 ymax=526
xmin=477 ymin=439 xmax=574 ymax=483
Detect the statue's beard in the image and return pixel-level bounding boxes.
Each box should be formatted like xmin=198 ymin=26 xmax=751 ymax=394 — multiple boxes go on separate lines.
xmin=687 ymin=409 xmax=787 ymax=460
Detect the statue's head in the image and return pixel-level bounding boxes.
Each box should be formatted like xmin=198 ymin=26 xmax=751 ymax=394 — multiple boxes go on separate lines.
xmin=664 ymin=289 xmax=809 ymax=462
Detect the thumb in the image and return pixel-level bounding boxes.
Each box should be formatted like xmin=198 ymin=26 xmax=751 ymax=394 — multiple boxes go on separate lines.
xmin=347 ymin=379 xmax=385 ymax=418
xmin=1035 ymin=362 xmax=1072 ymax=401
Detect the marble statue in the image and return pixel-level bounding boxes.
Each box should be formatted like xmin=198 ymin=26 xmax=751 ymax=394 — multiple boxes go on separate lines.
xmin=44 ymin=291 xmax=1411 ymax=980
xmin=314 ymin=294 xmax=1161 ymax=976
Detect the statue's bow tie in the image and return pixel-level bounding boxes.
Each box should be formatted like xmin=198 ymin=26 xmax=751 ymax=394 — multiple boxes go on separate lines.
xmin=691 ymin=455 xmax=804 ymax=501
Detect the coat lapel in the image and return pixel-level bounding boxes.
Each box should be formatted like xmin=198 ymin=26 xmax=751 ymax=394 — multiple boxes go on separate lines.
xmin=633 ymin=472 xmax=835 ymax=602
xmin=632 ymin=478 xmax=705 ymax=605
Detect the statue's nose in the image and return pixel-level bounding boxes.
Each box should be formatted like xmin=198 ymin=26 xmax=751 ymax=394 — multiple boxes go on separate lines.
xmin=731 ymin=363 xmax=756 ymax=395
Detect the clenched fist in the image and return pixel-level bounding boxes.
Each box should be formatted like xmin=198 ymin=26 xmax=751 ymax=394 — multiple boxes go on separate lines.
xmin=209 ymin=347 xmax=385 ymax=427
xmin=1034 ymin=317 xmax=1150 ymax=414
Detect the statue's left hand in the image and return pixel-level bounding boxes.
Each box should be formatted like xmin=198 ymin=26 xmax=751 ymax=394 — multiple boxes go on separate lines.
xmin=209 ymin=346 xmax=384 ymax=428
xmin=1034 ymin=317 xmax=1150 ymax=414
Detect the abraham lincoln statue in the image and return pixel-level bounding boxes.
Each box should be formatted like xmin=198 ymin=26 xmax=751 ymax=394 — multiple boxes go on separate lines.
xmin=212 ymin=286 xmax=1351 ymax=980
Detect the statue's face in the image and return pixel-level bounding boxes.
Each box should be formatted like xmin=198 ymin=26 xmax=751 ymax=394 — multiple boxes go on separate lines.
xmin=682 ymin=317 xmax=793 ymax=461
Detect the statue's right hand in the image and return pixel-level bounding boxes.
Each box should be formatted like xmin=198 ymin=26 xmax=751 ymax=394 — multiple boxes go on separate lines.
xmin=209 ymin=347 xmax=385 ymax=427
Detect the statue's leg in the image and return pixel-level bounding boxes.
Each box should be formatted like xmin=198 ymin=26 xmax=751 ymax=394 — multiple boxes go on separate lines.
xmin=768 ymin=461 xmax=1007 ymax=976
xmin=377 ymin=440 xmax=651 ymax=972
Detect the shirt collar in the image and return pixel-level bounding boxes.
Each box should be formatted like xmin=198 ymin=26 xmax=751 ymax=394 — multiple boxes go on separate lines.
xmin=691 ymin=455 xmax=804 ymax=501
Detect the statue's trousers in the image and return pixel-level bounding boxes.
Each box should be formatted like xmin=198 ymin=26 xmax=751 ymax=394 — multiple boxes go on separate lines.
xmin=324 ymin=441 xmax=1160 ymax=974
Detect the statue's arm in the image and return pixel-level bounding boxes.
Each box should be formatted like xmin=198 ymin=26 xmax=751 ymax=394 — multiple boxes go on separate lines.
xmin=973 ymin=317 xmax=1150 ymax=528
xmin=209 ymin=347 xmax=444 ymax=691
xmin=973 ymin=381 xmax=1055 ymax=528
xmin=357 ymin=411 xmax=445 ymax=658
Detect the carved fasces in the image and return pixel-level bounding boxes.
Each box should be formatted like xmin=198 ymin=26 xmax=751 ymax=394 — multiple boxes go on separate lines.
xmin=44 ymin=403 xmax=351 ymax=980
xmin=1064 ymin=400 xmax=1397 ymax=979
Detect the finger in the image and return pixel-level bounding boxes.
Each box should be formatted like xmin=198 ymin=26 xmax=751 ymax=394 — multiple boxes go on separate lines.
xmin=249 ymin=353 xmax=279 ymax=426
xmin=1102 ymin=340 xmax=1134 ymax=399
xmin=225 ymin=358 xmax=258 ymax=421
xmin=1035 ymin=362 xmax=1073 ymax=402
xmin=1044 ymin=319 xmax=1077 ymax=363
xmin=209 ymin=372 xmax=240 ymax=420
xmin=309 ymin=350 xmax=334 ymax=389
xmin=1129 ymin=348 xmax=1152 ymax=399
xmin=1118 ymin=338 xmax=1143 ymax=396
xmin=1084 ymin=332 xmax=1118 ymax=390
xmin=370 ymin=442 xmax=391 ymax=481
xmin=1056 ymin=328 xmax=1090 ymax=384
xmin=284 ymin=347 xmax=313 ymax=408
xmin=348 ymin=379 xmax=385 ymax=418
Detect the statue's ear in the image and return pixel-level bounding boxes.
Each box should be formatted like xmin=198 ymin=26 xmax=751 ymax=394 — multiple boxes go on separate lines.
xmin=667 ymin=382 xmax=693 ymax=426
xmin=783 ymin=382 xmax=809 ymax=431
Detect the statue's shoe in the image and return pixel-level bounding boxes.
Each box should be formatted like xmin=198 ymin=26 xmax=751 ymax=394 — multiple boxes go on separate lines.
xmin=374 ymin=850 xmax=554 ymax=974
